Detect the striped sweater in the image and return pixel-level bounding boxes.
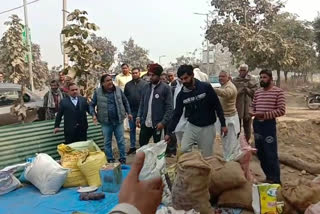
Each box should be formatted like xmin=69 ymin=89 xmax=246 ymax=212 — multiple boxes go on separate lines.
xmin=251 ymin=86 xmax=286 ymax=120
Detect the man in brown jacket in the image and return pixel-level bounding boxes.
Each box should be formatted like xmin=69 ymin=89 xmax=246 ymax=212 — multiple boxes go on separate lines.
xmin=232 ymin=64 xmax=258 ymax=142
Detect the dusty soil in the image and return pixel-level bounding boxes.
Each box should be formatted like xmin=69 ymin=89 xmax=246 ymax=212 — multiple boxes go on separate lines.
xmin=119 ymin=91 xmax=320 ymax=184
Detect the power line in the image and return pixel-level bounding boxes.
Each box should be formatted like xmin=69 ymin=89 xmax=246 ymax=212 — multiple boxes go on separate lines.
xmin=0 ymin=0 xmax=40 ymax=15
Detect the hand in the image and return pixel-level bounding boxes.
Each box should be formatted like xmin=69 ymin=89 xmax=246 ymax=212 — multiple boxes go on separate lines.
xmin=128 ymin=114 xmax=133 ymax=121
xmin=221 ymin=126 xmax=228 ymax=137
xmin=54 ymin=128 xmax=60 ymax=134
xmin=136 ymin=118 xmax=141 ymax=128
xmin=156 ymin=123 xmax=164 ymax=131
xmin=249 ymin=110 xmax=255 ymax=117
xmin=164 ymin=134 xmax=171 ymax=143
xmin=92 ymin=115 xmax=98 ymax=125
xmin=253 ymin=112 xmax=264 ymax=119
xmin=119 ymin=152 xmax=163 ymax=214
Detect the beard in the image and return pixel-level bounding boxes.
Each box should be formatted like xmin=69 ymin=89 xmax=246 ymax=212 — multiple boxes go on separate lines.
xmin=183 ymin=81 xmax=193 ymax=88
xmin=260 ymin=81 xmax=271 ymax=88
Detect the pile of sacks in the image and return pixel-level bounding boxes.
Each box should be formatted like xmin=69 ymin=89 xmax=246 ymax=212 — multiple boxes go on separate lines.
xmin=0 ymin=140 xmax=107 ymax=196
xmin=279 ymin=177 xmax=320 ymax=214
xmin=166 ymin=150 xmax=320 ymax=214
xmin=169 ymin=152 xmax=253 ymax=214
xmin=57 ymin=140 xmax=107 ymax=188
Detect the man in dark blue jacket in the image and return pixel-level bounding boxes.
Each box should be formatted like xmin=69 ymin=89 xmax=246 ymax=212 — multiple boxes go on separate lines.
xmin=124 ymin=68 xmax=147 ymax=155
xmin=136 ymin=64 xmax=173 ymax=147
xmin=165 ymin=65 xmax=228 ymax=157
xmin=54 ymin=83 xmax=89 ymax=144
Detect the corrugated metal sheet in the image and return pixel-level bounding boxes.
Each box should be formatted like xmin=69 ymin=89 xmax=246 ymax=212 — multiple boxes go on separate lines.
xmin=0 ymin=117 xmax=104 ymax=172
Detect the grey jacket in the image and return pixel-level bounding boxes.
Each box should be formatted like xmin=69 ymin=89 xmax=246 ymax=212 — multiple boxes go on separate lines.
xmin=137 ymin=81 xmax=173 ymax=127
xmin=89 ymin=86 xmax=131 ymax=124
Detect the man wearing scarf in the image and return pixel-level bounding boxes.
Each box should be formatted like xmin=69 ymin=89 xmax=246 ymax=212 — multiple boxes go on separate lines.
xmin=43 ymin=80 xmax=65 ymax=120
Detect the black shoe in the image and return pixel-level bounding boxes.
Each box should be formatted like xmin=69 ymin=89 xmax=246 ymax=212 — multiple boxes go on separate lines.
xmin=108 ymin=159 xmax=115 ymax=163
xmin=119 ymin=159 xmax=126 ymax=165
xmin=127 ymin=148 xmax=136 ymax=155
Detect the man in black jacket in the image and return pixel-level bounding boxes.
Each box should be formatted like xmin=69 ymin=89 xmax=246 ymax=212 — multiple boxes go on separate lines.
xmin=124 ymin=68 xmax=147 ymax=155
xmin=136 ymin=64 xmax=173 ymax=147
xmin=54 ymin=83 xmax=89 ymax=144
xmin=165 ymin=65 xmax=228 ymax=157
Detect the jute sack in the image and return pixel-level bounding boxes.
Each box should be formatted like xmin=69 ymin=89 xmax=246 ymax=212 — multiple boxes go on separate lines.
xmin=172 ymin=152 xmax=212 ymax=214
xmin=218 ymin=181 xmax=253 ymax=211
xmin=277 ymin=190 xmax=299 ymax=214
xmin=78 ymin=151 xmax=107 ymax=187
xmin=281 ymin=179 xmax=320 ymax=213
xmin=205 ymin=156 xmax=246 ymax=197
xmin=57 ymin=144 xmax=88 ymax=187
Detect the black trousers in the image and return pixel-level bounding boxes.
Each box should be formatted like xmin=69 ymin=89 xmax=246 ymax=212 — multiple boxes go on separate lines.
xmin=139 ymin=124 xmax=162 ymax=147
xmin=64 ymin=126 xmax=87 ymax=144
xmin=253 ymin=119 xmax=281 ymax=184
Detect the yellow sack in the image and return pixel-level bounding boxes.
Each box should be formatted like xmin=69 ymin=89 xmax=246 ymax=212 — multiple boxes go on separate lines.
xmin=252 ymin=183 xmax=281 ymax=214
xmin=68 ymin=140 xmax=101 ymax=152
xmin=78 ymin=151 xmax=107 ymax=187
xmin=57 ymin=144 xmax=88 ymax=187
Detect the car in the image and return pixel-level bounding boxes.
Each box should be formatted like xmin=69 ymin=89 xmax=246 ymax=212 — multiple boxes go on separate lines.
xmin=209 ymin=76 xmax=221 ymax=88
xmin=0 ymin=83 xmax=45 ymax=126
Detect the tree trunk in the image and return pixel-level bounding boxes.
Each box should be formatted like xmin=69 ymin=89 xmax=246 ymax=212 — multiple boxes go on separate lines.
xmin=279 ymin=152 xmax=320 ymax=175
xmin=303 ymin=72 xmax=308 ymax=83
xmin=276 ymin=70 xmax=281 ymax=87
xmin=284 ymin=71 xmax=288 ymax=83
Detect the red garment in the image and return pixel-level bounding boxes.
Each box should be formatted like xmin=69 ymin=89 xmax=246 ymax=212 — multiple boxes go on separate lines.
xmin=251 ymin=86 xmax=286 ymax=120
xmin=53 ymin=94 xmax=60 ymax=112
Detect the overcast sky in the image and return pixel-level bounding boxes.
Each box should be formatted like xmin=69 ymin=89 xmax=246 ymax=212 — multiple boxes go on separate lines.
xmin=0 ymin=0 xmax=319 ymax=68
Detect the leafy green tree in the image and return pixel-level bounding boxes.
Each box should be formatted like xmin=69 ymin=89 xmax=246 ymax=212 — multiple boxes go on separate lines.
xmin=0 ymin=15 xmax=27 ymax=85
xmin=88 ymin=34 xmax=117 ymax=71
xmin=270 ymin=13 xmax=317 ymax=82
xmin=170 ymin=49 xmax=202 ymax=71
xmin=117 ymin=38 xmax=152 ymax=71
xmin=206 ymin=0 xmax=297 ymax=86
xmin=0 ymin=15 xmax=28 ymax=122
xmin=314 ymin=15 xmax=320 ymax=54
xmin=31 ymin=43 xmax=49 ymax=89
xmin=61 ymin=9 xmax=103 ymax=94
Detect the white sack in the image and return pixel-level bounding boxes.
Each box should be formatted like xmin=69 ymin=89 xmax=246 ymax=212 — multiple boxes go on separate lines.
xmin=137 ymin=141 xmax=171 ymax=205
xmin=25 ymin=153 xmax=69 ymax=195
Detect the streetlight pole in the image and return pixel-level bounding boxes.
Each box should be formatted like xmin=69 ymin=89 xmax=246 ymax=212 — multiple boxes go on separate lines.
xmin=194 ymin=12 xmax=210 ymax=75
xmin=62 ymin=0 xmax=68 ymax=69
xmin=159 ymin=55 xmax=166 ymax=64
xmin=23 ymin=0 xmax=34 ymax=91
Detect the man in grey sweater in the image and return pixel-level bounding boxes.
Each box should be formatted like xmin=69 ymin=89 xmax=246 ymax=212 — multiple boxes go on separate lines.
xmin=90 ymin=74 xmax=132 ymax=164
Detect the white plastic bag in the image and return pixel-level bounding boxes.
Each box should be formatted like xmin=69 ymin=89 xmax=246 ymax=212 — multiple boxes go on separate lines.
xmin=137 ymin=141 xmax=171 ymax=205
xmin=25 ymin=153 xmax=69 ymax=195
xmin=137 ymin=141 xmax=167 ymax=180
xmin=0 ymin=163 xmax=29 ymax=195
xmin=0 ymin=172 xmax=21 ymax=195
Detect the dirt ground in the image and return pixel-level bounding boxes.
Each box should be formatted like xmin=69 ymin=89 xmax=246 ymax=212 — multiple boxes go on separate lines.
xmin=121 ymin=91 xmax=320 ymax=184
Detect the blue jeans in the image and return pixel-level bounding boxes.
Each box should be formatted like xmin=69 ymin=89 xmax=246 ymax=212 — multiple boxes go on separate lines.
xmin=129 ymin=116 xmax=137 ymax=149
xmin=101 ymin=122 xmax=126 ymax=162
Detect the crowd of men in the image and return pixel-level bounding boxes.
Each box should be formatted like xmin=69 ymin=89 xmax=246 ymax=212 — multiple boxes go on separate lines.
xmin=47 ymin=62 xmax=285 ymax=185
